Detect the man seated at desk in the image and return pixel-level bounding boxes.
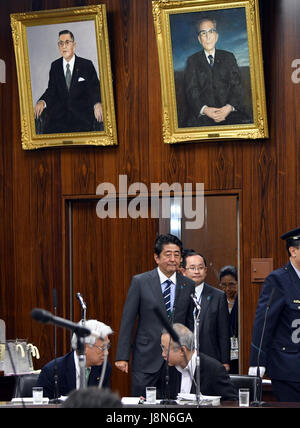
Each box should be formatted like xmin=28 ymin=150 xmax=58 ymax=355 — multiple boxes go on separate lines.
xmin=159 ymin=323 xmax=237 ymax=401
xmin=37 ymin=319 xmax=112 ymax=399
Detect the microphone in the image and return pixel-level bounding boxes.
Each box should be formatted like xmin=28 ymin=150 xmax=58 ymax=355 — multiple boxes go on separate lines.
xmin=31 ymin=308 xmax=91 ymax=337
xmin=153 ymin=306 xmax=180 ymax=344
xmin=76 ymin=293 xmax=86 ymax=310
xmin=251 ymin=287 xmax=277 ymax=406
xmin=190 ymin=293 xmax=201 ymax=312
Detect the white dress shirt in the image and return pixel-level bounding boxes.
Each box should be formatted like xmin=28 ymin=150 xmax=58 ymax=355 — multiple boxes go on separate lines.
xmin=175 ymin=350 xmax=197 ymax=394
xmin=157 ymin=267 xmax=176 ymax=311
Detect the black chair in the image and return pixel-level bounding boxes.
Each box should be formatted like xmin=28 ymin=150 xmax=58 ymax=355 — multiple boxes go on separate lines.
xmin=13 ymin=373 xmax=39 ymax=398
xmin=229 ymin=375 xmax=262 ymax=402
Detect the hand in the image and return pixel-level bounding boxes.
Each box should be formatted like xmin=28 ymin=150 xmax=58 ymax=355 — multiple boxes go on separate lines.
xmin=203 ymin=105 xmax=233 ymax=123
xmin=223 ymin=363 xmax=230 ymax=372
xmin=248 ymin=366 xmax=266 ymax=377
xmin=34 ymin=100 xmax=46 ymax=118
xmin=115 ymin=360 xmax=128 ymax=373
xmin=94 ymin=102 xmax=103 ymax=122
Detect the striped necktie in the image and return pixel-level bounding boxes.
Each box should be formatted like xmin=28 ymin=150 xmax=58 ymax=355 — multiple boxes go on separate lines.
xmin=208 ymin=54 xmax=214 ymax=68
xmin=163 ymin=279 xmax=172 ymax=317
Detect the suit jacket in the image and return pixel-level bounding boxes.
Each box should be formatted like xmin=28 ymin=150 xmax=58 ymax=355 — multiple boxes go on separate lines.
xmin=36 ymin=351 xmax=111 ymax=399
xmin=184 ymin=49 xmax=247 ymax=126
xmin=40 ymin=55 xmax=101 ymax=134
xmin=158 ymin=353 xmax=238 ymax=401
xmin=115 ymin=268 xmax=195 ymax=373
xmin=195 ymin=283 xmax=230 ymax=364
xmin=250 ymin=262 xmax=300 ymax=381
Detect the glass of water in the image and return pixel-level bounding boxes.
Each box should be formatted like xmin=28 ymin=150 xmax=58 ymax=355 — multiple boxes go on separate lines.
xmin=239 ymin=388 xmax=250 ymax=407
xmin=146 ymin=387 xmax=156 ymax=404
xmin=32 ymin=387 xmax=43 ymax=404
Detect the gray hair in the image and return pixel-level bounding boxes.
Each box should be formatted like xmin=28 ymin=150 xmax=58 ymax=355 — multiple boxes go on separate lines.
xmin=71 ymin=319 xmax=113 ymax=349
xmin=162 ymin=323 xmax=195 ymax=351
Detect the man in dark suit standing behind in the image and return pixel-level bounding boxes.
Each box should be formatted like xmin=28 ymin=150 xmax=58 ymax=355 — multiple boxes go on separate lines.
xmin=34 ymin=30 xmax=103 ymax=134
xmin=184 ymin=17 xmax=249 ymax=126
xmin=115 ymin=234 xmax=195 ymax=397
xmin=182 ymin=250 xmax=231 ymax=371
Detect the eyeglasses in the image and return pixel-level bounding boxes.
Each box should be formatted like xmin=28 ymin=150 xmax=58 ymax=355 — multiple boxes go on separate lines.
xmin=160 ymin=344 xmax=179 ymax=352
xmin=220 ymin=282 xmax=237 ymax=288
xmin=198 ymin=28 xmax=217 ymax=38
xmin=185 ymin=266 xmax=206 ymax=272
xmin=94 ymin=343 xmax=111 ymax=352
xmin=58 ymin=40 xmax=74 ymax=47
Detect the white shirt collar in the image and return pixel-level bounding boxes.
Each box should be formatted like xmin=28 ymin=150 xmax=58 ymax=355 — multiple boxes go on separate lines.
xmin=195 ymin=282 xmax=204 ymax=300
xmin=157 ymin=267 xmax=177 ymax=285
xmin=175 ymin=351 xmax=197 ymax=394
xmin=204 ymin=49 xmax=215 ymax=62
xmin=63 ymin=55 xmax=76 ymax=75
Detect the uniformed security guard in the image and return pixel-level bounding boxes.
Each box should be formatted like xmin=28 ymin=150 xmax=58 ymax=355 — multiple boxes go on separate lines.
xmin=249 ymin=227 xmax=300 ymax=402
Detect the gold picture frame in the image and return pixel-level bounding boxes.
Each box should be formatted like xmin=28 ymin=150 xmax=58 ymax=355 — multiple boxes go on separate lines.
xmin=152 ymin=0 xmax=268 ymax=143
xmin=11 ymin=5 xmax=117 ymax=150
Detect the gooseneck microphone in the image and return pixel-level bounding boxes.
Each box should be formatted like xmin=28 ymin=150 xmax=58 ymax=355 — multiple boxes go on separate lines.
xmin=76 ymin=293 xmax=86 ymax=310
xmin=153 ymin=306 xmax=180 ymax=344
xmin=251 ymin=287 xmax=276 ymax=406
xmin=31 ymin=308 xmax=91 ymax=337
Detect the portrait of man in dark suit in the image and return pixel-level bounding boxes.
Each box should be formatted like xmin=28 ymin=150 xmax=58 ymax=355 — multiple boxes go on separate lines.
xmin=34 ymin=29 xmax=103 ymax=134
xmin=170 ymin=9 xmax=253 ymax=128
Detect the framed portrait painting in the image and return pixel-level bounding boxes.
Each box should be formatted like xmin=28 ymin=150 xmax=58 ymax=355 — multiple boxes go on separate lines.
xmin=152 ymin=0 xmax=268 ymax=144
xmin=11 ymin=5 xmax=117 ymax=149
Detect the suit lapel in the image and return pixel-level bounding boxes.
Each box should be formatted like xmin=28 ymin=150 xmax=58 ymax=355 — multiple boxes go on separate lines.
xmin=65 ymin=352 xmax=77 ymax=393
xmin=198 ymin=283 xmax=211 ymax=327
xmin=149 ymin=269 xmax=166 ymax=315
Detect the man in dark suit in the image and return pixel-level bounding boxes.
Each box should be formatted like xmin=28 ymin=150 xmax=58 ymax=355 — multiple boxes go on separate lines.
xmin=34 ymin=30 xmax=103 ymax=134
xmin=182 ymin=250 xmax=230 ymax=371
xmin=37 ymin=320 xmax=112 ymax=399
xmin=115 ymin=234 xmax=195 ymax=397
xmin=184 ymin=17 xmax=249 ymax=127
xmin=159 ymin=323 xmax=237 ymax=400
xmin=249 ymin=227 xmax=300 ymax=402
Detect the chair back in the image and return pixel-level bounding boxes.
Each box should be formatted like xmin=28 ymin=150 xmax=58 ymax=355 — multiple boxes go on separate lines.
xmin=13 ymin=373 xmax=39 ymax=398
xmin=229 ymin=374 xmax=262 ymax=402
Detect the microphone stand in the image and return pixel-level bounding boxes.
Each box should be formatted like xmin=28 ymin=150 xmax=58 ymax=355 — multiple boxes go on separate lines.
xmin=194 ymin=307 xmax=201 ymax=406
xmin=250 ymin=289 xmax=275 ymax=407
xmin=76 ymin=334 xmax=87 ymax=390
xmin=190 ymin=293 xmax=203 ymax=406
xmin=160 ymin=339 xmax=177 ymax=405
xmin=161 ymin=305 xmax=177 ymax=405
xmin=51 ymin=289 xmax=61 ymax=404
xmin=76 ymin=293 xmax=87 ymax=389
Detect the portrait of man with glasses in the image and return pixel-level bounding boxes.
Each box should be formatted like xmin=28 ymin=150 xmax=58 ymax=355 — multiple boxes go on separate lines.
xmin=34 ymin=29 xmax=103 ymax=134
xmin=183 ymin=16 xmax=250 ymax=127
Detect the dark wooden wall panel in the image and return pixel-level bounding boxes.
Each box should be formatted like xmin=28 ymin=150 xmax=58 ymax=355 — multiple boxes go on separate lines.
xmin=1 ymin=0 xmax=300 ymax=397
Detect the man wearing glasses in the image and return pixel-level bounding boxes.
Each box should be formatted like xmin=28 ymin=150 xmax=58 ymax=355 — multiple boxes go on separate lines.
xmin=37 ymin=319 xmax=112 ymax=399
xmin=181 ymin=250 xmax=231 ymax=371
xmin=184 ymin=17 xmax=248 ymax=126
xmin=34 ymin=30 xmax=103 ymax=134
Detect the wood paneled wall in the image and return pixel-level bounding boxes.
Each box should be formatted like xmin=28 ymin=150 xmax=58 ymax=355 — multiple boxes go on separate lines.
xmin=0 ymin=0 xmax=300 ymax=397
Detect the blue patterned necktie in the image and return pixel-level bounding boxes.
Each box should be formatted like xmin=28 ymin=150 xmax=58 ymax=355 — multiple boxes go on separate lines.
xmin=163 ymin=279 xmax=172 ymax=317
xmin=208 ymin=54 xmax=214 ymax=68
